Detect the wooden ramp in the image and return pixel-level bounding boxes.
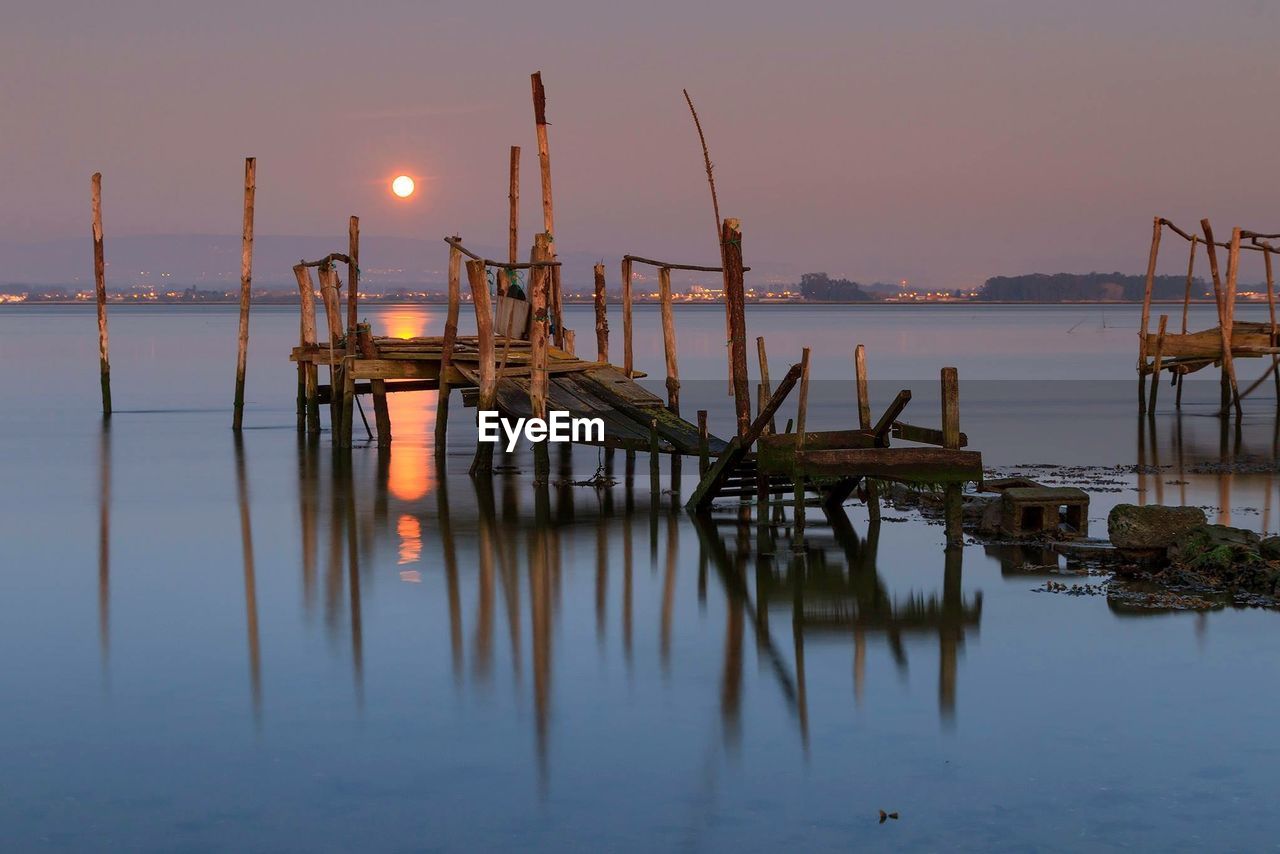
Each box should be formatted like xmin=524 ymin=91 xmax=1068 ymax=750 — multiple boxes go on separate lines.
xmin=291 ymin=334 xmax=730 ymax=455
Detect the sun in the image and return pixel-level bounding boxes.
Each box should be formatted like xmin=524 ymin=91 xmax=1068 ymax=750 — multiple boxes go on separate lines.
xmin=391 ymin=175 xmax=415 ymax=198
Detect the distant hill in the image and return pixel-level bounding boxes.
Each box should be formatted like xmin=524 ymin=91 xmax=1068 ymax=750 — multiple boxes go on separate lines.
xmin=977 ymin=272 xmax=1206 ymax=302
xmin=798 ymin=272 xmax=874 ymax=302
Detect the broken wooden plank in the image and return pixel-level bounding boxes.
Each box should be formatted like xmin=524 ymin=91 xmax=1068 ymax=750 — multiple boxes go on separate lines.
xmin=785 ymin=447 xmax=983 ymax=484
xmin=891 ymin=421 xmax=968 ymax=448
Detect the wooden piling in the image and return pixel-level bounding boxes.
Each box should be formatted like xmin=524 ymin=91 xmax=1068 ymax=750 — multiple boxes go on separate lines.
xmin=1222 ymin=227 xmax=1244 ymax=418
xmin=854 ymin=344 xmax=871 ymax=430
xmin=508 ymin=145 xmax=520 ymax=266
xmin=697 ymin=410 xmax=709 ymax=477
xmin=468 ymin=259 xmax=497 ymax=475
xmin=292 ymin=264 xmax=321 ymax=434
xmin=90 ymin=172 xmax=111 ymax=416
xmin=1266 ymin=248 xmax=1280 ymax=404
xmin=722 ymin=218 xmax=751 ymax=436
xmin=941 ymin=366 xmax=960 ymax=450
xmin=1201 ymin=219 xmax=1237 ymax=417
xmin=757 ymin=336 xmax=776 ymax=435
xmin=793 ymin=348 xmax=812 ymax=548
xmin=658 ymin=267 xmax=680 ymax=415
xmin=1148 ymin=315 xmax=1168 ymax=412
xmin=593 ymin=263 xmax=609 ymax=362
xmin=1138 ymin=216 xmax=1162 ymax=414
xmin=232 ymin=157 xmax=256 ymax=431
xmin=317 ymin=262 xmax=343 ymax=429
xmin=530 ymin=72 xmax=564 ymax=349
xmin=356 ymin=323 xmax=391 ymax=445
xmin=530 ymin=233 xmax=552 ymax=482
xmin=621 ymin=257 xmax=634 ymax=376
xmin=435 ymin=241 xmax=463 ymax=453
xmin=347 ymin=216 xmax=360 ymax=335
xmin=649 ymin=419 xmax=661 ymax=497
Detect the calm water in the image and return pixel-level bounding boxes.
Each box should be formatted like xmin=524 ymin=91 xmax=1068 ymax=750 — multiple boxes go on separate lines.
xmin=2 ymin=303 xmax=1279 ymax=851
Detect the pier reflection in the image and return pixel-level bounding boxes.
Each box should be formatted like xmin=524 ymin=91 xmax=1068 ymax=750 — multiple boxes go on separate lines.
xmin=266 ymin=436 xmax=987 ymax=785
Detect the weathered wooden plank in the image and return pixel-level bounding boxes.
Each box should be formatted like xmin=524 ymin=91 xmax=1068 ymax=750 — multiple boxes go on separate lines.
xmin=788 ymin=448 xmax=983 ymax=484
xmin=891 ymin=422 xmax=968 ymax=448
xmin=349 ymin=360 xmax=440 ymax=381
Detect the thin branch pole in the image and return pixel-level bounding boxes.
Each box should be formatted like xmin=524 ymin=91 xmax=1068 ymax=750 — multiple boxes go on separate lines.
xmin=1138 ymin=216 xmax=1161 ymax=414
xmin=347 ymin=216 xmax=360 ymax=335
xmin=90 ymin=172 xmax=111 ymax=416
xmin=233 ymin=157 xmax=256 ymax=430
xmin=508 ymin=145 xmax=520 ymax=267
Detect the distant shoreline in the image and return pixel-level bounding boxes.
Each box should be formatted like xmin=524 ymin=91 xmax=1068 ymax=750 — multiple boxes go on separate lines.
xmin=0 ymin=299 xmax=1228 ymax=308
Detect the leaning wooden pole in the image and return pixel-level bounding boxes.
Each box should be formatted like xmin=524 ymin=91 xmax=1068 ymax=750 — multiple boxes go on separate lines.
xmin=1137 ymin=216 xmax=1161 ymax=414
xmin=722 ymin=218 xmax=751 ymax=435
xmin=658 ymin=267 xmax=680 ymax=415
xmin=232 ymin=157 xmax=257 ymax=431
xmin=1201 ymin=218 xmax=1234 ymax=417
xmin=468 ymin=259 xmax=497 ymax=475
xmin=90 ymin=172 xmax=111 ymax=416
xmin=593 ymin=263 xmax=609 ymax=362
xmin=793 ymin=348 xmax=812 ymax=547
xmin=1222 ymin=227 xmax=1244 ymax=418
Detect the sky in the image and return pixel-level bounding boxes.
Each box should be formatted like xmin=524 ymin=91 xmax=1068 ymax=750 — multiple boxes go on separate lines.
xmin=4 ymin=0 xmax=1280 ymax=288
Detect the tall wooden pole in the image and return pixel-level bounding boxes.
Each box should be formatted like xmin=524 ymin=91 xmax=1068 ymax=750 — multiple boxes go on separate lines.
xmin=1138 ymin=216 xmax=1161 ymax=414
xmin=757 ymin=336 xmax=776 ymax=435
xmin=508 ymin=145 xmax=521 ymax=267
xmin=293 ymin=264 xmax=321 ymax=434
xmin=658 ymin=267 xmax=680 ymax=415
xmin=854 ymin=344 xmax=871 ymax=430
xmin=1201 ymin=219 xmax=1233 ymax=416
xmin=593 ymin=263 xmax=609 ymax=362
xmin=621 ymin=258 xmax=634 ymax=377
xmin=530 ymin=72 xmax=563 ymax=348
xmin=530 ymin=233 xmax=552 ymax=483
xmin=347 ymin=216 xmax=360 ymax=335
xmin=1223 ymin=227 xmax=1243 ymax=418
xmin=90 ymin=172 xmax=111 ymax=416
xmin=941 ymin=367 xmax=962 ymax=547
xmin=721 ymin=218 xmax=751 ymax=435
xmin=1266 ymin=249 xmax=1279 ymax=406
xmin=468 ymin=258 xmax=497 ymax=475
xmin=232 ymin=157 xmax=256 ymax=430
xmin=435 ymin=242 xmax=463 ymax=453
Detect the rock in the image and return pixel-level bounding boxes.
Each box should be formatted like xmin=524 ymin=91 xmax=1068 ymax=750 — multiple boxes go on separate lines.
xmin=1107 ymin=504 xmax=1207 ymax=551
xmin=1261 ymin=536 xmax=1280 ymax=561
xmin=1168 ymin=524 xmax=1260 ymax=571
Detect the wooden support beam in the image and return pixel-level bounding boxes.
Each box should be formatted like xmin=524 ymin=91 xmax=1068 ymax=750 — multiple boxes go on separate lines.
xmin=1148 ymin=315 xmax=1168 ymax=413
xmin=891 ymin=422 xmax=967 ymax=448
xmin=757 ymin=336 xmax=776 ymax=435
xmin=722 ymin=218 xmax=751 ymax=435
xmin=658 ymin=267 xmax=680 ymax=415
xmin=233 ymin=157 xmax=256 ymax=431
xmin=793 ymin=348 xmax=812 ymax=545
xmin=872 ymin=390 xmax=912 ymax=445
xmin=435 ymin=241 xmax=462 ymax=453
xmin=90 ymin=172 xmax=111 ymax=416
xmin=698 ymin=410 xmax=710 ymax=477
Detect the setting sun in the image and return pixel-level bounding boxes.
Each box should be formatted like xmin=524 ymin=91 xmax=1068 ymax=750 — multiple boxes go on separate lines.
xmin=391 ymin=175 xmax=415 ymax=198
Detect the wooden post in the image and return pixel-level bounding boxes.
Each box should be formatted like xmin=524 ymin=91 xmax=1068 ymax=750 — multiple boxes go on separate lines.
xmin=435 ymin=241 xmax=462 ymax=453
xmin=658 ymin=267 xmax=680 ymax=415
xmin=941 ymin=366 xmax=960 ymax=450
xmin=1138 ymin=216 xmax=1161 ymax=414
xmin=621 ymin=258 xmax=634 ymax=376
xmin=347 ymin=216 xmax=360 ymax=335
xmin=854 ymin=344 xmax=871 ymax=430
xmin=722 ymin=218 xmax=751 ymax=436
xmin=232 ymin=157 xmax=256 ymax=431
xmin=1148 ymin=315 xmax=1168 ymax=412
xmin=593 ymin=263 xmax=609 ymax=362
xmin=1266 ymin=249 xmax=1279 ymax=405
xmin=530 ymin=234 xmax=552 ymax=483
xmin=508 ymin=146 xmax=520 ymax=266
xmin=1223 ymin=228 xmax=1243 ymax=418
xmin=1201 ymin=219 xmax=1235 ymax=417
xmin=757 ymin=336 xmax=776 ymax=435
xmin=793 ymin=348 xmax=812 ymax=548
xmin=468 ymin=259 xmax=497 ymax=475
xmin=1182 ymin=235 xmax=1197 ymax=335
xmin=942 ymin=367 xmax=963 ymax=547
xmin=649 ymin=419 xmax=661 ymax=498
xmin=563 ymin=328 xmax=575 ymax=356
xmin=90 ymin=172 xmax=111 ymax=416
xmin=530 ymin=73 xmax=563 ymax=349
xmin=356 ymin=323 xmax=391 ymax=445
xmin=317 ymin=262 xmax=343 ymax=429
xmin=293 ymin=264 xmax=321 ymax=434
xmin=697 ymin=410 xmax=709 ymax=477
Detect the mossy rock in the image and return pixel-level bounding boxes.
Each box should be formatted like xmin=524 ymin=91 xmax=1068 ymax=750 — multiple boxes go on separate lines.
xmin=1108 ymin=504 xmax=1206 ymax=550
